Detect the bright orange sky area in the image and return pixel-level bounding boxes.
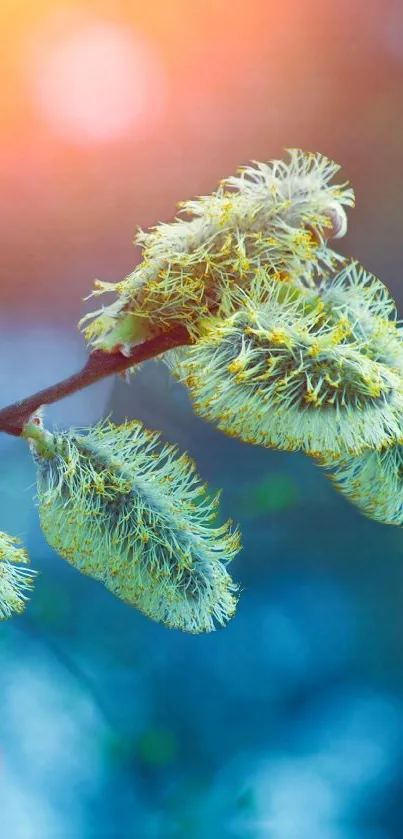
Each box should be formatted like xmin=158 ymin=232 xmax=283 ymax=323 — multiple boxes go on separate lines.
xmin=0 ymin=0 xmax=402 ymax=320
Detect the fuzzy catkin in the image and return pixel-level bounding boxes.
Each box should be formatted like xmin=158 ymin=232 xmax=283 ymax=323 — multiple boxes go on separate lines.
xmin=319 ymin=445 xmax=403 ymax=526
xmin=0 ymin=532 xmax=37 ymax=619
xmin=27 ymin=419 xmax=240 ymax=633
xmin=165 ymin=270 xmax=403 ymax=457
xmin=79 ymin=149 xmax=354 ymax=354
xmin=318 ymin=261 xmax=403 ymax=370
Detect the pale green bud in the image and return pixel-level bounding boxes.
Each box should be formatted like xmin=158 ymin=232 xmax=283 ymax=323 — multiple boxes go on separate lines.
xmin=166 ymin=272 xmax=403 ymax=457
xmin=24 ymin=416 xmax=240 ymax=633
xmin=79 ymin=149 xmax=354 ymax=353
xmin=0 ymin=531 xmax=37 ymax=620
xmin=319 ymin=444 xmax=403 ymax=526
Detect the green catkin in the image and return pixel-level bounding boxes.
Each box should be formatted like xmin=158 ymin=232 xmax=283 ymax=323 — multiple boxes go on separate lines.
xmin=165 ymin=272 xmax=403 ymax=457
xmin=318 ymin=444 xmax=403 ymax=526
xmin=320 ymin=260 xmax=397 ymax=324
xmin=24 ymin=418 xmax=240 ymax=634
xmin=0 ymin=532 xmax=37 ymax=619
xmin=79 ymin=149 xmax=354 ymax=353
xmin=318 ymin=260 xmax=403 ymax=370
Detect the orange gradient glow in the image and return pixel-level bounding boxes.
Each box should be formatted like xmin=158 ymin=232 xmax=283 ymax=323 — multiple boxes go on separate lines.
xmin=0 ymin=0 xmax=374 ymax=318
xmin=29 ymin=18 xmax=166 ymax=143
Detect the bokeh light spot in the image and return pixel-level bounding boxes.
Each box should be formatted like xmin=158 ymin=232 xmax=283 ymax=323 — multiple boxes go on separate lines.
xmin=136 ymin=727 xmax=177 ymax=766
xmin=29 ymin=19 xmax=166 ymax=143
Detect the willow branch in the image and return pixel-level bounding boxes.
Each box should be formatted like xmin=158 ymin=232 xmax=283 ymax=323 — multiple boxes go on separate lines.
xmin=0 ymin=325 xmax=192 ymax=437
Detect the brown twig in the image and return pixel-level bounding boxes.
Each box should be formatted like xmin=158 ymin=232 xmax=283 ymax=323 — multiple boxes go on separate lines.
xmin=0 ymin=326 xmax=192 ymax=437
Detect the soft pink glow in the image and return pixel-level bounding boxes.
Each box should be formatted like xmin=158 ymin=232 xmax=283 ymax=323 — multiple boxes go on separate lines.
xmin=30 ymin=21 xmax=166 ymax=143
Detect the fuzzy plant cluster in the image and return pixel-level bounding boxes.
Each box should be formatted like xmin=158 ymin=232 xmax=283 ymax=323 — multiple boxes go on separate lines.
xmin=24 ymin=415 xmax=239 ymax=634
xmin=2 ymin=148 xmax=402 ymax=632
xmin=79 ymin=149 xmax=354 ymax=352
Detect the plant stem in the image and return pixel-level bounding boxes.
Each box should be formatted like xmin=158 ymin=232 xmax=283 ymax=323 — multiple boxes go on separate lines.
xmin=0 ymin=326 xmax=192 ymax=437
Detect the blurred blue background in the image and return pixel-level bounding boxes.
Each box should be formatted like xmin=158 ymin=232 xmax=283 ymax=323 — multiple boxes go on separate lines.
xmin=1 ymin=0 xmax=403 ymax=836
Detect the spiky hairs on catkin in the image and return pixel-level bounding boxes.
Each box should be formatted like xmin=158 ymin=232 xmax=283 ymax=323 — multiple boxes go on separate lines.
xmin=318 ymin=444 xmax=403 ymax=526
xmin=0 ymin=531 xmax=37 ymax=619
xmin=318 ymin=260 xmax=403 ymax=370
xmin=165 ymin=270 xmax=403 ymax=457
xmin=23 ymin=416 xmax=240 ymax=634
xmin=79 ymin=149 xmax=354 ymax=355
